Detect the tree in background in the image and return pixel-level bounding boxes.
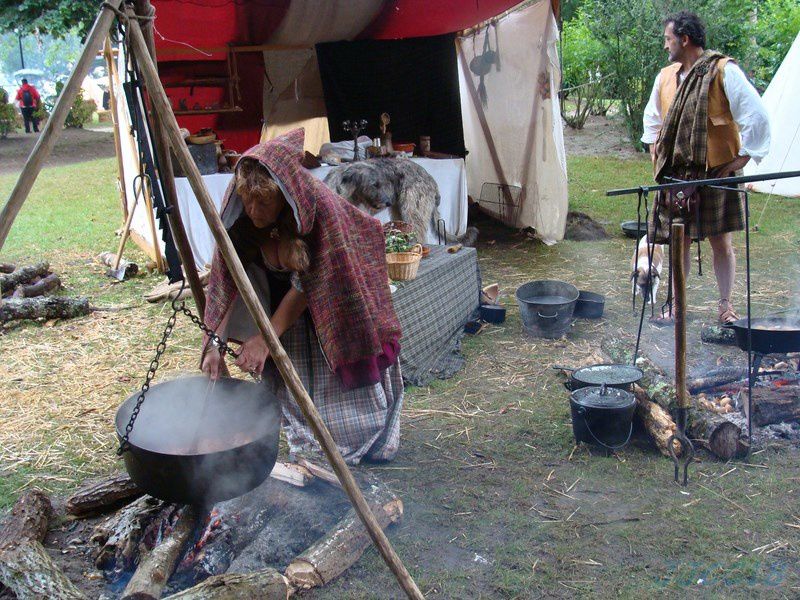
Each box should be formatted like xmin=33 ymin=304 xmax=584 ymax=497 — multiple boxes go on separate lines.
xmin=0 ymin=32 xmax=83 ymax=86
xmin=753 ymin=0 xmax=800 ymax=89
xmin=0 ymin=1 xmax=98 ymax=38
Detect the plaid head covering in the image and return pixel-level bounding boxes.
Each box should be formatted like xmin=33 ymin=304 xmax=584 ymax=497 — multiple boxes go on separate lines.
xmin=203 ymin=129 xmax=401 ymax=390
xmin=654 ymin=50 xmax=726 ymax=183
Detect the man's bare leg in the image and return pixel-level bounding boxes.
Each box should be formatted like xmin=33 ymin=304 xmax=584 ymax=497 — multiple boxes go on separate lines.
xmin=708 ymin=232 xmax=738 ymax=322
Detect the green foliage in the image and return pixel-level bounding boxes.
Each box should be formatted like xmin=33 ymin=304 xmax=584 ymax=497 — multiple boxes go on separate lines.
xmin=0 ymin=100 xmax=16 ymax=138
xmin=559 ymin=18 xmax=607 ymax=129
xmin=36 ymin=81 xmax=97 ymax=129
xmin=384 ymin=230 xmax=417 ymax=254
xmin=0 ymin=1 xmax=99 ymax=38
xmin=753 ymin=0 xmax=800 ymax=89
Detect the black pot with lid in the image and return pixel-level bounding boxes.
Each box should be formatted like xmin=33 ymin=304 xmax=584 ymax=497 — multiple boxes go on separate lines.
xmin=569 ymin=384 xmax=636 ymax=450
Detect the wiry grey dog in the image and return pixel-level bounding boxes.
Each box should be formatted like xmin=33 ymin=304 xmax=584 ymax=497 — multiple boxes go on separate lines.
xmin=324 ymin=158 xmax=479 ymax=246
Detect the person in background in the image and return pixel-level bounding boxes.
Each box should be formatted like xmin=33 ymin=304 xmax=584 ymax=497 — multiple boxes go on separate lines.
xmin=15 ymin=78 xmax=41 ymax=134
xmin=642 ymin=10 xmax=770 ymax=325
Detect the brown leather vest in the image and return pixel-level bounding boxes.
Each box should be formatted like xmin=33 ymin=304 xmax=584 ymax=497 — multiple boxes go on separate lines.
xmin=659 ymin=58 xmax=741 ymax=169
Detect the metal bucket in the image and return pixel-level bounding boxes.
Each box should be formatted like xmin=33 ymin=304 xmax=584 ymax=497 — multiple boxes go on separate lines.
xmin=515 ymin=280 xmax=578 ymax=339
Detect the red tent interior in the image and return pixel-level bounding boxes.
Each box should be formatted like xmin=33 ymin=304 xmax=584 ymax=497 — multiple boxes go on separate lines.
xmin=150 ymin=0 xmax=559 ymax=151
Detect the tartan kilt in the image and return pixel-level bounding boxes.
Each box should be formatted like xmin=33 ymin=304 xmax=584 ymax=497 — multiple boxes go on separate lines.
xmin=648 ymin=170 xmax=745 ymax=242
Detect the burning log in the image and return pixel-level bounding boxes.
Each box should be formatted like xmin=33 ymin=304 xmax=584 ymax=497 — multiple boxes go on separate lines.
xmin=66 ymin=472 xmax=143 ymax=517
xmin=688 ymin=367 xmax=748 ymax=394
xmin=747 ymin=384 xmax=800 ymax=426
xmin=11 ymin=273 xmax=62 ymax=298
xmin=632 ymin=385 xmax=681 ymax=457
xmin=161 ymin=568 xmax=288 ymax=600
xmin=121 ymin=506 xmax=198 ymax=600
xmin=91 ymin=495 xmax=164 ymax=575
xmin=0 ymin=296 xmax=92 ymax=323
xmin=0 ymin=262 xmax=49 ymax=295
xmin=285 ymin=484 xmax=403 ymax=590
xmin=0 ymin=489 xmax=87 ymax=599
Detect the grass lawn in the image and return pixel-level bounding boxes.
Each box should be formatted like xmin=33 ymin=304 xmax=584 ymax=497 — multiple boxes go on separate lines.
xmin=0 ymin=154 xmax=798 ymax=598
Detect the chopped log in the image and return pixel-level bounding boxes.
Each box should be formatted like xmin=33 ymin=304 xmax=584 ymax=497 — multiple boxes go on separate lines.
xmin=97 ymin=251 xmax=139 ymax=279
xmin=0 ymin=542 xmax=87 ymax=599
xmin=632 ymin=385 xmax=681 ymax=457
xmin=285 ymin=486 xmax=403 ymax=590
xmin=91 ymin=496 xmax=163 ymax=574
xmin=121 ymin=506 xmax=197 ymax=600
xmin=688 ymin=367 xmax=749 ymax=394
xmin=0 ymin=263 xmax=14 ymax=274
xmin=161 ymin=568 xmax=288 ymax=600
xmin=689 ymin=410 xmax=746 ymax=459
xmin=747 ymin=385 xmax=800 ymax=426
xmin=700 ymin=324 xmax=737 ymax=346
xmin=66 ymin=472 xmax=143 ymax=517
xmin=0 ymin=296 xmax=91 ymax=323
xmin=269 ymin=461 xmax=313 ymax=487
xmin=0 ymin=489 xmax=87 ymax=599
xmin=14 ymin=273 xmax=61 ymax=298
xmin=295 ymin=458 xmax=342 ymax=488
xmin=0 ymin=490 xmax=52 ymax=548
xmin=0 ymin=262 xmax=49 ymax=295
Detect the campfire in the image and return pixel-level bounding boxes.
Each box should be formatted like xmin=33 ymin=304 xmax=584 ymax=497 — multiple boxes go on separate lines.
xmin=0 ymin=461 xmax=403 ymax=599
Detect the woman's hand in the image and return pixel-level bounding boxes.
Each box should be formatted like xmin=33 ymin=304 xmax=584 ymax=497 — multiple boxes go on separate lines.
xmin=235 ymin=334 xmax=270 ymax=378
xmin=201 ymin=349 xmax=225 ymax=380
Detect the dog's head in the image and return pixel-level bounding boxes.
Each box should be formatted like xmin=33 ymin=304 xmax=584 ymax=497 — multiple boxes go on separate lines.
xmin=631 ymin=267 xmax=659 ymax=298
xmin=328 ymin=161 xmax=395 ymax=213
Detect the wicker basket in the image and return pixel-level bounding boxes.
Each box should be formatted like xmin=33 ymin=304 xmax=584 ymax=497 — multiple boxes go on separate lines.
xmin=386 ymin=244 xmax=423 ymax=281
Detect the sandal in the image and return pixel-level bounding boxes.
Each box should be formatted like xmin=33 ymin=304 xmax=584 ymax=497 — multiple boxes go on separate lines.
xmin=718 ymin=299 xmax=739 ymax=325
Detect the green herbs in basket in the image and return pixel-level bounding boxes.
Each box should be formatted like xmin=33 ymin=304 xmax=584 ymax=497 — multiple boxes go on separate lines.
xmin=385 ymin=230 xmax=418 ymax=254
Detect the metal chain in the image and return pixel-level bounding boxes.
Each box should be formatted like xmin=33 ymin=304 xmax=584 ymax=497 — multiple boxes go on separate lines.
xmin=117 ymin=301 xmax=180 ymax=455
xmin=116 ymin=281 xmax=240 ymax=455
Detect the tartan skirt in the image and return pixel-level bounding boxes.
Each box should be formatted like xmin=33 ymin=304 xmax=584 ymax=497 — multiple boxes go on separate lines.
xmin=263 ymin=313 xmax=403 ymax=465
xmin=647 ymin=170 xmax=745 ymax=242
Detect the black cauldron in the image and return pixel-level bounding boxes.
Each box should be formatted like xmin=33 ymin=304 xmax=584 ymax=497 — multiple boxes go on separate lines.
xmin=116 ymin=376 xmax=280 ymax=507
xmin=569 ymin=385 xmax=636 ymax=450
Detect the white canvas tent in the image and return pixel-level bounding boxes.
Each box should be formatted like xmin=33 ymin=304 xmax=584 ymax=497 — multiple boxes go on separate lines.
xmin=457 ymin=1 xmax=567 ymax=243
xmin=744 ymin=32 xmax=800 ymax=197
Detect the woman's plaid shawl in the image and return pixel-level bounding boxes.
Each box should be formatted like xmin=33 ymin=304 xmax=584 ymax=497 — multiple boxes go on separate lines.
xmin=654 ymin=50 xmax=726 ymax=183
xmin=203 ymin=129 xmax=401 ymax=390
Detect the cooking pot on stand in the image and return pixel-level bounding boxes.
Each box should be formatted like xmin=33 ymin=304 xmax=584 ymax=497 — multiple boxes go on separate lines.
xmin=115 ymin=376 xmax=280 ymax=507
xmin=722 ymin=316 xmax=800 ymax=355
xmin=570 ymin=384 xmax=636 ymax=450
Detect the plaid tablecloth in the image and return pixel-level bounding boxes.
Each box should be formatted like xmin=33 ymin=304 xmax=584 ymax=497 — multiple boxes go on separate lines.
xmin=391 ymin=245 xmax=481 ymax=387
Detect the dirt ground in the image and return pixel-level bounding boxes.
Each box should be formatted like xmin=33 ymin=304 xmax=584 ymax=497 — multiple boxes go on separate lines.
xmin=0 ymin=127 xmax=115 ymax=175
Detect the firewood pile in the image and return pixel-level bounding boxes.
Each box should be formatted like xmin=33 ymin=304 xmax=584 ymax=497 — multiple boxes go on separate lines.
xmin=0 ymin=262 xmax=92 ymax=325
xmin=0 ymin=462 xmax=403 ymax=599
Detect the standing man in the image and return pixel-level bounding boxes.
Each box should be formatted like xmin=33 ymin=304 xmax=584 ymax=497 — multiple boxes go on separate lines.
xmin=642 ymin=11 xmax=770 ymax=325
xmin=15 ymin=78 xmax=41 ymax=134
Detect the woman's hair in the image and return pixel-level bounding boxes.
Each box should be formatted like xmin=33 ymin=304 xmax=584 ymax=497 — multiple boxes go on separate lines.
xmin=235 ymin=159 xmax=310 ymax=273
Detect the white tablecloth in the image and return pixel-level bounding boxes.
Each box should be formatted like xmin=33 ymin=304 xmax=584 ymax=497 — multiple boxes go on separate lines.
xmin=171 ymin=158 xmax=468 ymax=268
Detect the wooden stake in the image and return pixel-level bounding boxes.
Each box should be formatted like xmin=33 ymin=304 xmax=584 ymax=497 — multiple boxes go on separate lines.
xmin=672 ymin=222 xmax=689 ymax=411
xmin=104 ymin=36 xmax=129 ymax=223
xmin=125 ymin=11 xmax=423 ymax=599
xmin=0 ymin=0 xmax=125 ymax=252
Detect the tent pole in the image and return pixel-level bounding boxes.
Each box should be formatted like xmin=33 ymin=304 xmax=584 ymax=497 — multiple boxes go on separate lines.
xmin=125 ymin=10 xmax=424 ymax=600
xmin=0 ymin=0 xmax=125 ymax=252
xmin=103 ymin=36 xmax=129 ymax=224
xmin=134 ymin=0 xmax=206 ymax=317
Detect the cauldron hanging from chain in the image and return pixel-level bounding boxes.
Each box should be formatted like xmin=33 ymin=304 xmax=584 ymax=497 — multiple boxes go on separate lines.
xmin=114 ymin=284 xmax=280 ymax=508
